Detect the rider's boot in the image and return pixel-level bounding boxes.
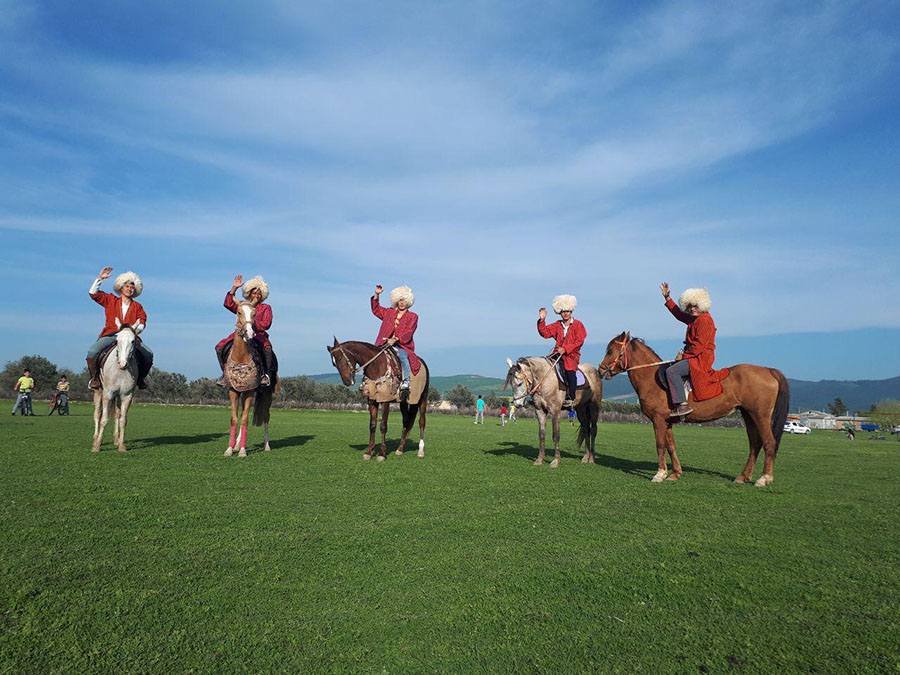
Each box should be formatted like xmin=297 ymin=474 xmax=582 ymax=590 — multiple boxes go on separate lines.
xmin=260 ymin=346 xmax=274 ymax=387
xmin=215 ymin=344 xmax=228 ymax=387
xmin=87 ymin=357 xmax=101 ymax=390
xmin=669 ymin=403 xmax=693 ymax=417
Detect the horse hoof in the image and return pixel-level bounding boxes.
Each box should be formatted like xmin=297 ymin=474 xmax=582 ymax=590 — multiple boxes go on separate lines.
xmin=395 ymin=450 xmax=403 ymax=455
xmin=754 ymin=475 xmax=773 ymax=487
xmin=651 ymin=472 xmax=667 ymax=483
xmin=733 ymin=476 xmax=747 ymax=484
xmin=376 ymin=455 xmax=385 ymax=462
xmin=417 ymin=450 xmax=424 ymax=458
xmin=666 ymin=473 xmax=680 ymax=481
xmin=238 ymin=450 xmax=247 ymax=458
xmin=549 ymin=459 xmax=559 ymax=469
xmin=118 ymin=447 xmax=128 ymax=453
xmin=264 ymin=444 xmax=270 ymax=452
xmin=533 ymin=459 xmax=544 ymax=467
xmin=224 ymin=448 xmax=233 ymax=456
xmin=363 ymin=454 xmax=371 ymax=461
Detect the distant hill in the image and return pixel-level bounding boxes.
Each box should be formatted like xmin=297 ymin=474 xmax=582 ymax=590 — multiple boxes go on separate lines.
xmin=308 ymin=372 xmax=900 ymax=412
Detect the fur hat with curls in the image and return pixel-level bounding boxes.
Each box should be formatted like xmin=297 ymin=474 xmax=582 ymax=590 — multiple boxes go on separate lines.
xmin=390 ymin=285 xmax=415 ymax=309
xmin=678 ymin=287 xmax=711 ymax=313
xmin=551 ymin=294 xmax=577 ymax=314
xmin=114 ymin=272 xmax=143 ymax=298
xmin=242 ymin=276 xmax=269 ymax=302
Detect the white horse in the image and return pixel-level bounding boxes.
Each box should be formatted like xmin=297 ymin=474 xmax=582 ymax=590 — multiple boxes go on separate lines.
xmin=92 ymin=321 xmax=138 ymax=453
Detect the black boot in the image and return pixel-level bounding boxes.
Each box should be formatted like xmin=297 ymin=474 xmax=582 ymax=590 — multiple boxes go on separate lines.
xmin=86 ymin=357 xmax=101 ymax=390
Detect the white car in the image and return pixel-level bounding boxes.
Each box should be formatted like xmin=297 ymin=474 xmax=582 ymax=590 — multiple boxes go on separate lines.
xmin=783 ymin=421 xmax=811 ymax=435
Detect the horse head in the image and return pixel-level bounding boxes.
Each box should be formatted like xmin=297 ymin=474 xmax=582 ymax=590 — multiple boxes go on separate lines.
xmin=504 ymin=357 xmax=532 ymax=407
xmin=236 ymin=302 xmax=256 ymax=342
xmin=326 ymin=337 xmax=357 ymax=386
xmin=115 ymin=323 xmax=137 ymax=369
xmin=597 ymin=332 xmax=631 ymax=380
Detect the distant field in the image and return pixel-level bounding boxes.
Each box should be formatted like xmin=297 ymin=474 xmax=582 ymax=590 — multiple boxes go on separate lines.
xmin=2 ymin=402 xmax=898 ymax=673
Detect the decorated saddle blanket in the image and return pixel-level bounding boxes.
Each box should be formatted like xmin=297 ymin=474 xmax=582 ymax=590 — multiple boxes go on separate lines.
xmin=361 ymin=353 xmax=429 ymax=405
xmin=222 ymin=339 xmax=279 ymax=392
xmin=97 ymin=332 xmax=149 ymax=372
xmin=553 ymin=361 xmax=589 ymax=389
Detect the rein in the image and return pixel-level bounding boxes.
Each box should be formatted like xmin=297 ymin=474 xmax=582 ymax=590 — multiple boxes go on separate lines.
xmin=529 ymin=353 xmax=562 ymax=395
xmin=334 ymin=343 xmax=392 ymax=384
xmin=609 ymin=335 xmax=674 ymax=374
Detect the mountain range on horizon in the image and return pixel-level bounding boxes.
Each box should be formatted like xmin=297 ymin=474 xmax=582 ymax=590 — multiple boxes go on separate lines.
xmin=309 ymin=372 xmax=900 ymax=415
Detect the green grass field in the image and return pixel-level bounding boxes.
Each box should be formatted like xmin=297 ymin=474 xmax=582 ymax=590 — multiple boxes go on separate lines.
xmin=1 ymin=402 xmax=898 ymax=673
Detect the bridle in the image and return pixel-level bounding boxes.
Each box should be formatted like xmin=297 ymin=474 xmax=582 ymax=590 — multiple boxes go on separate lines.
xmin=331 ymin=343 xmax=393 ymax=385
xmin=603 ymin=333 xmax=674 ymax=377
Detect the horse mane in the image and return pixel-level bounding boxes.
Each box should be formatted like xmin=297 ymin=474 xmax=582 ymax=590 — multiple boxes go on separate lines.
xmin=629 ymin=336 xmax=662 ymax=361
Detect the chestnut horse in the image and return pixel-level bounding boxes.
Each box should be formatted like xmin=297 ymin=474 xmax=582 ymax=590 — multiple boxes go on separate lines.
xmin=597 ymin=332 xmax=790 ymax=486
xmin=327 ymin=338 xmax=428 ymax=461
xmin=223 ymin=302 xmax=274 ymax=457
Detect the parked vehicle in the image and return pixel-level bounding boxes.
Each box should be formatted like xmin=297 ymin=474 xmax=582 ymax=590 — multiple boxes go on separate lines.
xmin=783 ymin=420 xmax=811 ymax=435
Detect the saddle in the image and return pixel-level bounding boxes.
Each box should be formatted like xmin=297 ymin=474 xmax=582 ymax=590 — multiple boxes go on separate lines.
xmin=552 ymin=360 xmax=589 ymax=390
xmin=361 ymin=349 xmax=428 ymax=404
xmin=222 ymin=339 xmax=279 ymax=392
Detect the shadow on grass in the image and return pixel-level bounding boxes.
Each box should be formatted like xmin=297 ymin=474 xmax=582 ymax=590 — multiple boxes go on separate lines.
xmin=269 ymin=435 xmax=314 ymax=450
xmin=484 ymin=441 xmax=583 ymax=462
xmin=593 ymin=453 xmax=734 ymax=481
xmin=129 ymin=433 xmax=223 ymax=449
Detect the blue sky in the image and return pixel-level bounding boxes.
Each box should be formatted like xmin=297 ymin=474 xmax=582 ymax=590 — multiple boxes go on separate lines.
xmin=1 ymin=1 xmax=899 ymax=380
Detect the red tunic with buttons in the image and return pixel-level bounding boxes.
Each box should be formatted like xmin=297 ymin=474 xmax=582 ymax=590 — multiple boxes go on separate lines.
xmin=665 ymin=298 xmax=729 ymax=401
xmin=537 ymin=317 xmax=586 ymax=371
xmin=90 ymin=290 xmax=148 ymax=338
xmin=217 ymin=292 xmax=273 ymax=350
xmin=371 ymin=296 xmax=421 ymax=375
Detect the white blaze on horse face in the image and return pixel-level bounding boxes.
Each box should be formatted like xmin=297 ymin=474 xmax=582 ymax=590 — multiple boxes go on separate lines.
xmin=240 ymin=305 xmax=254 ymax=340
xmin=116 ymin=328 xmax=135 ymax=369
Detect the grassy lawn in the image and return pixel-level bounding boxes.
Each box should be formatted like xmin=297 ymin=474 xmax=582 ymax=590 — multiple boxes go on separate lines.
xmin=1 ymin=402 xmax=898 ymax=673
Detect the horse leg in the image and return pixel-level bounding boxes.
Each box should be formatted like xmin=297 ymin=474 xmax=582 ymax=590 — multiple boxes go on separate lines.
xmin=116 ymin=395 xmax=134 ymax=452
xmin=735 ymin=410 xmax=762 ymax=484
xmin=417 ymin=399 xmax=427 ymax=458
xmin=587 ymin=403 xmax=599 ymax=463
xmin=364 ymin=400 xmax=377 ymax=460
xmin=650 ymin=418 xmax=669 ymax=482
xmin=237 ymin=394 xmax=251 ymax=457
xmin=377 ymin=402 xmax=389 ymax=461
xmin=92 ymin=390 xmax=102 ymax=451
xmin=93 ymin=394 xmax=111 ymax=453
xmin=395 ymin=402 xmax=410 ymax=455
xmin=534 ymin=410 xmax=547 ymax=466
xmin=751 ymin=412 xmax=777 ymax=487
xmin=225 ymin=390 xmax=238 ymax=456
xmin=549 ymin=413 xmax=562 ymax=468
xmin=263 ymin=421 xmax=270 ymax=452
xmin=665 ymin=423 xmax=682 ymax=480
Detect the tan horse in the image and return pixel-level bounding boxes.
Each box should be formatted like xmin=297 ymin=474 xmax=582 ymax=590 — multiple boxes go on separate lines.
xmin=223 ymin=302 xmax=274 ymax=457
xmin=504 ymin=357 xmax=603 ymax=467
xmin=597 ymin=332 xmax=790 ymax=486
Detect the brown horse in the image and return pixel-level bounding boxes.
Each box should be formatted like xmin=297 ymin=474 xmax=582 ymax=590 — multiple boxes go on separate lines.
xmin=597 ymin=332 xmax=790 ymax=486
xmin=223 ymin=302 xmax=275 ymax=457
xmin=504 ymin=356 xmax=603 ymax=467
xmin=327 ymin=338 xmax=428 ymax=461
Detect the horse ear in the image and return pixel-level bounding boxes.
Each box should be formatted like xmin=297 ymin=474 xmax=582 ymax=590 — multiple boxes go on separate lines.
xmin=333 ymin=336 xmax=339 ymax=347
xmin=506 ymin=357 xmax=514 ymax=368
xmin=325 ymin=346 xmax=331 ymax=353
xmin=625 ymin=331 xmax=631 ymax=340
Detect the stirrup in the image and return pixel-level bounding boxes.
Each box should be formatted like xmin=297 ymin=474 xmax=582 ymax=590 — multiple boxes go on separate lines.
xmin=215 ymin=376 xmax=227 ymax=387
xmin=89 ymin=378 xmax=101 ymax=390
xmin=260 ymin=374 xmax=271 ymax=387
xmin=399 ymin=378 xmax=410 ymax=391
xmin=669 ymin=404 xmax=693 ymax=418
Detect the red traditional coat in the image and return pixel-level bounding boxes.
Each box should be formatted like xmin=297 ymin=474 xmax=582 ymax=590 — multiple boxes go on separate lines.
xmin=371 ymin=295 xmax=421 ymax=375
xmin=665 ymin=298 xmax=729 ymax=401
xmin=218 ymin=292 xmax=273 ymax=349
xmin=90 ymin=290 xmax=148 ymax=338
xmin=537 ymin=317 xmax=586 ymax=371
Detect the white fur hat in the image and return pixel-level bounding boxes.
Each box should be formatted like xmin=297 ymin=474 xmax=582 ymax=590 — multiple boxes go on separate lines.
xmin=390 ymin=285 xmax=415 ymax=309
xmin=114 ymin=271 xmax=143 ymax=297
xmin=678 ymin=287 xmax=711 ymax=313
xmin=242 ymin=276 xmax=269 ymax=302
xmin=551 ymin=294 xmax=577 ymax=314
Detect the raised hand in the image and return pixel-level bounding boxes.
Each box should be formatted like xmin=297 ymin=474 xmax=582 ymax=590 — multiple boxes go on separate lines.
xmin=374 ymin=285 xmax=383 ymax=295
xmin=538 ymin=307 xmax=547 ymax=321
xmin=233 ymin=274 xmax=243 ymax=289
xmin=660 ymin=282 xmax=670 ymax=298
xmin=99 ymin=267 xmax=113 ymax=280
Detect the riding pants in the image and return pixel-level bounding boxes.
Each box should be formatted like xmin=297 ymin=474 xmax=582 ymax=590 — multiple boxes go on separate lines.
xmin=563 ymin=369 xmax=577 ymax=400
xmin=666 ymin=358 xmax=692 ymax=405
xmin=393 ymin=346 xmax=410 ymax=381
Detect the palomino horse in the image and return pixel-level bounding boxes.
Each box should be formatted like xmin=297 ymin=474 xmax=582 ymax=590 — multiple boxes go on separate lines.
xmin=92 ymin=322 xmax=138 ymax=452
xmin=504 ymin=357 xmax=603 ymax=467
xmin=327 ymin=339 xmax=428 ymax=461
xmin=223 ymin=302 xmax=275 ymax=457
xmin=597 ymin=332 xmax=790 ymax=486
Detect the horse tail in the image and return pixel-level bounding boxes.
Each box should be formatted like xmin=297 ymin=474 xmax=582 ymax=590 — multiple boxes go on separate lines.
xmin=253 ymin=386 xmax=273 ymax=427
xmin=769 ymin=369 xmax=790 ymax=453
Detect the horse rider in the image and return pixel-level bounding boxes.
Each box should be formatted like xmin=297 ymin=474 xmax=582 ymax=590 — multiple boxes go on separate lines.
xmin=86 ymin=267 xmax=154 ymax=390
xmin=660 ymin=282 xmax=728 ymax=417
xmin=216 ymin=274 xmax=275 ymax=387
xmin=537 ymin=294 xmax=587 ymax=408
xmin=371 ymin=284 xmax=420 ymax=393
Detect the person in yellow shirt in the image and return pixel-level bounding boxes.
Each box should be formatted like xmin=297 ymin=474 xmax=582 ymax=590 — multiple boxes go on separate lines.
xmin=12 ymin=369 xmax=35 ymax=416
